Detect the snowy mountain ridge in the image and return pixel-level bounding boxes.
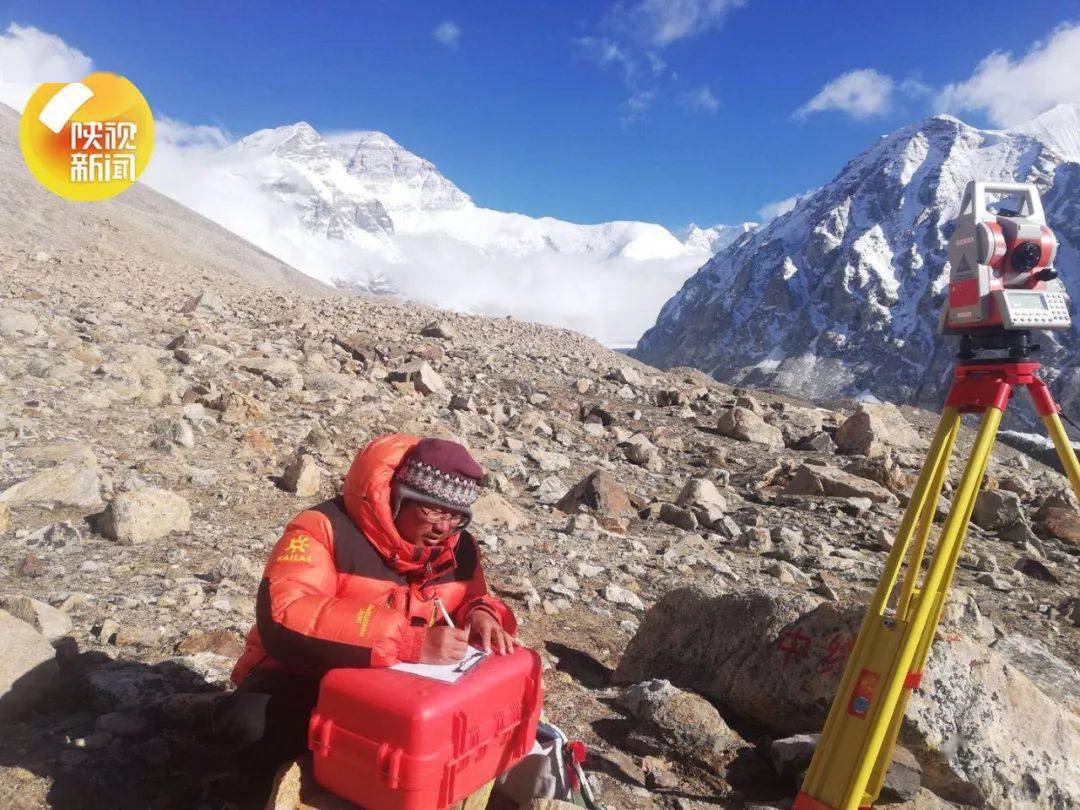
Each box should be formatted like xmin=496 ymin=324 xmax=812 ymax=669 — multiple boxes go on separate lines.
xmin=633 ymin=107 xmax=1080 ymax=422
xmin=225 ymin=121 xmax=706 ymax=264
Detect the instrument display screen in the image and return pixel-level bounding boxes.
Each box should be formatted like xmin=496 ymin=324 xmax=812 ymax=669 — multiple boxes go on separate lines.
xmin=1013 ymin=293 xmax=1048 ymax=311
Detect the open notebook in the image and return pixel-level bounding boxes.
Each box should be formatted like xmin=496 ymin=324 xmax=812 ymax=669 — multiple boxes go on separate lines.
xmin=389 ymin=646 xmax=489 ymax=683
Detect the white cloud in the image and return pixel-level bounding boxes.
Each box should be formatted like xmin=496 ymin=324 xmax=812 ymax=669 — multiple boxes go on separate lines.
xmin=612 ymin=0 xmax=745 ymax=48
xmin=432 ymin=21 xmax=461 ymax=49
xmin=794 ymin=68 xmax=894 ymax=120
xmin=579 ymin=1 xmax=745 ymax=124
xmin=680 ymin=85 xmax=719 ymax=112
xmin=0 ymin=23 xmax=93 ymax=111
xmin=936 ymin=23 xmax=1080 ymax=127
xmin=575 ymin=36 xmax=636 ymax=81
xmin=757 ymin=191 xmax=807 ymax=220
xmin=619 ymin=89 xmax=656 ymax=125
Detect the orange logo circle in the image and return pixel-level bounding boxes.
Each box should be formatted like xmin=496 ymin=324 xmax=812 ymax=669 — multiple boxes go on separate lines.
xmin=19 ymin=72 xmax=154 ymax=202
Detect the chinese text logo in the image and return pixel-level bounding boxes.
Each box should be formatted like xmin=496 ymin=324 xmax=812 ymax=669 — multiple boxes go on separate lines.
xmin=19 ymin=72 xmax=154 ymax=202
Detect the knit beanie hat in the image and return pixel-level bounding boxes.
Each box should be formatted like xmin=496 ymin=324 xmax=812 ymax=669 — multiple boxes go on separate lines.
xmin=391 ymin=438 xmax=484 ymax=521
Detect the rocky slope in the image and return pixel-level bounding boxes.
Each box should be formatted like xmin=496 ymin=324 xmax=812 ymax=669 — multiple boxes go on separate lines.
xmin=1 ymin=202 xmax=1079 ymax=809
xmin=633 ymin=108 xmax=1080 ymax=425
xmin=0 ymin=106 xmax=329 ymax=299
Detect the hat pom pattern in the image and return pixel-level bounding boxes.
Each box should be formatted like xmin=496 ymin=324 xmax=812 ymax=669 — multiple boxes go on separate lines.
xmin=395 ymin=459 xmax=480 ymax=509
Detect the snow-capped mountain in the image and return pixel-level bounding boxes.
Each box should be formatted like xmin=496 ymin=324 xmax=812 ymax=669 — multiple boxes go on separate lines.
xmin=1009 ymin=104 xmax=1080 ymax=162
xmin=633 ymin=105 xmax=1080 ymax=421
xmin=144 ymin=119 xmax=742 ymax=345
xmin=224 ymin=121 xmax=697 ymax=264
xmin=681 ymin=221 xmax=758 ymax=255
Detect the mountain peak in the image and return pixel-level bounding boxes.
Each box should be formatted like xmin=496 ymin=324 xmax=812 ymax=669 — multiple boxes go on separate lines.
xmin=1008 ymin=103 xmax=1080 ymax=161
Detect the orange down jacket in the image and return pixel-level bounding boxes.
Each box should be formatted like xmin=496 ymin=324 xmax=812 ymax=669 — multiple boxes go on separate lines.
xmin=231 ymin=434 xmax=516 ymax=684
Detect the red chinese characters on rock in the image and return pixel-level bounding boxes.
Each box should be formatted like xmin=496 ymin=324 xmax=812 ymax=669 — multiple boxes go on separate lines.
xmin=774 ymin=628 xmax=856 ymax=676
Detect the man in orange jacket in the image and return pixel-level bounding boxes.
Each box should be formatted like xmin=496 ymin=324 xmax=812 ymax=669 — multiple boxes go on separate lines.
xmin=220 ymin=434 xmax=519 ymax=789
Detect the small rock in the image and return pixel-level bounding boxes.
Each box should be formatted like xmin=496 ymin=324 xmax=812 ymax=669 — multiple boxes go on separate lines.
xmin=718 ymin=407 xmax=785 ymax=448
xmin=971 ymin=489 xmax=1024 ymax=531
xmin=835 ymin=403 xmax=923 ymax=457
xmin=177 ymin=629 xmax=244 ymax=658
xmin=0 ymin=596 xmax=73 ymax=643
xmin=99 ymin=488 xmax=191 ymax=544
xmin=0 ymin=462 xmax=103 ymax=510
xmin=420 ymin=320 xmax=459 ymax=340
xmin=0 ymin=610 xmax=58 ymax=721
xmin=604 ymin=584 xmax=645 ymax=611
xmin=619 ymin=679 xmax=744 ymax=771
xmin=281 ymin=453 xmax=321 ymax=497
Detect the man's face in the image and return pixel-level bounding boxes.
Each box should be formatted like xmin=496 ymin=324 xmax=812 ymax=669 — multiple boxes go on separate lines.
xmin=393 ymin=501 xmax=467 ymax=546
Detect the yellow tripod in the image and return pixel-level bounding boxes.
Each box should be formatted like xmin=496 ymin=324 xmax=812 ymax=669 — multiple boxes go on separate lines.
xmin=794 ymin=358 xmax=1080 ymax=810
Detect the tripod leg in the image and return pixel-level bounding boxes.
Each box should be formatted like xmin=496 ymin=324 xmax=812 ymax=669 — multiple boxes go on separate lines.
xmin=797 ymin=407 xmax=962 ymax=810
xmin=1027 ymin=379 xmax=1080 ymax=501
xmin=853 ymin=405 xmax=1002 ymax=808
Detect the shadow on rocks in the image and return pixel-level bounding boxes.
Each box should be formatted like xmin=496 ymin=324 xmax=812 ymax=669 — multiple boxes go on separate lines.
xmin=543 ymin=641 xmax=613 ymax=690
xmin=0 ymin=644 xmax=269 ymax=810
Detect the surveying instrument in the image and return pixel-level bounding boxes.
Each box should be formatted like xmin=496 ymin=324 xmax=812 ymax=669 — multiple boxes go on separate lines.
xmin=794 ymin=181 xmax=1080 ymax=810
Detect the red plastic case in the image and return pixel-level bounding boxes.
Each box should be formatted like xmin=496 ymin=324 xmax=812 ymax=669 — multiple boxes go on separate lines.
xmin=308 ymin=648 xmax=543 ymax=809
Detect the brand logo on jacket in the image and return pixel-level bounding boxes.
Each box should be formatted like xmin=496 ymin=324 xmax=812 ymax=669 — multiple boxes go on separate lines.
xmin=277 ymin=535 xmax=313 ymax=564
xmin=355 ymin=605 xmax=374 ymax=637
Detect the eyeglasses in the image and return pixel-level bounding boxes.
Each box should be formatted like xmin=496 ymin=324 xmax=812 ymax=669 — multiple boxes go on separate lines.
xmin=415 ymin=504 xmax=468 ymax=531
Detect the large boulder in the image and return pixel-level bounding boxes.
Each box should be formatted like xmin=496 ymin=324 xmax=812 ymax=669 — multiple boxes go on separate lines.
xmin=0 ymin=610 xmax=58 ymax=721
xmin=615 ymin=586 xmax=1080 ymax=807
xmin=835 ymin=403 xmax=924 ymax=457
xmin=718 ymin=407 xmax=785 ymax=448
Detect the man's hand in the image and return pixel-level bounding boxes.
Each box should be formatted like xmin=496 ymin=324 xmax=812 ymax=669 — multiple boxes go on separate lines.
xmin=420 ymin=626 xmax=469 ymax=664
xmin=466 ymin=610 xmax=521 ymax=655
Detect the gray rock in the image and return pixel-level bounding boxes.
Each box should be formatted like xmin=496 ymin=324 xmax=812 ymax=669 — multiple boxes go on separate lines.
xmin=768 ymin=733 xmax=818 ymax=779
xmin=238 ymin=356 xmax=303 ymax=392
xmin=556 ymin=471 xmax=634 ymax=529
xmin=0 ymin=462 xmax=103 ymax=509
xmin=99 ymin=488 xmax=192 ymax=544
xmin=0 ymin=308 xmax=40 ymax=336
xmin=990 ymin=633 xmax=1080 ymax=710
xmin=389 ymin=360 xmax=445 ymax=395
xmin=971 ymin=489 xmax=1024 ymax=531
xmin=658 ymin=502 xmax=698 ymax=531
xmin=527 ymin=447 xmax=571 ymax=472
xmin=615 ymin=586 xmax=1080 ymax=808
xmin=281 ymin=453 xmax=321 ymax=497
xmin=784 ymin=463 xmax=898 ymax=503
xmin=604 ymin=584 xmax=645 ymax=611
xmin=618 ymin=679 xmax=744 ymax=771
xmin=835 ymin=403 xmax=923 ymax=457
xmin=718 ymin=407 xmax=785 ymax=448
xmin=183 ymin=289 xmax=225 ymax=315
xmin=0 ymin=610 xmax=58 ymax=721
xmin=620 ymin=433 xmax=664 ymax=472
xmin=421 ymin=320 xmax=459 ymax=340
xmin=0 ymin=595 xmax=73 ymax=643
xmin=676 ymin=477 xmax=728 ymax=526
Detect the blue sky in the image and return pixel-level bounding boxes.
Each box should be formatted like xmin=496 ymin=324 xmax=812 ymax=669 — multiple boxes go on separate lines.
xmin=4 ymin=0 xmax=1080 ymax=228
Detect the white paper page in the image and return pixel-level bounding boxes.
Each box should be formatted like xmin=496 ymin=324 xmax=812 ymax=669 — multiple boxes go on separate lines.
xmin=389 ymin=646 xmax=489 ymax=683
